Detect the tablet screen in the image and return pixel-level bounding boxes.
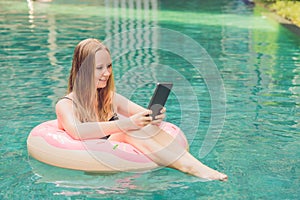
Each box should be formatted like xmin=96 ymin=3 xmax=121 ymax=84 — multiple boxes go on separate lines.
xmin=147 ymin=83 xmax=173 ymax=119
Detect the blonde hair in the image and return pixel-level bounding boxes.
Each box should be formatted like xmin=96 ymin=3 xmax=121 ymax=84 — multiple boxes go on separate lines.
xmin=68 ymin=38 xmax=115 ymax=122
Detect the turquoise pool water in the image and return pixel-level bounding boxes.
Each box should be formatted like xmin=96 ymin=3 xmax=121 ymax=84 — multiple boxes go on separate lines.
xmin=1 ymin=0 xmax=300 ymax=199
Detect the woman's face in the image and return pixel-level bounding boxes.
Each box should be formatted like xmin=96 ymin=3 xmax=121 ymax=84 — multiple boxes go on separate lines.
xmin=95 ymin=50 xmax=112 ymax=89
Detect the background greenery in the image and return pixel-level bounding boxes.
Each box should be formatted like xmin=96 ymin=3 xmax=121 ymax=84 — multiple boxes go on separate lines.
xmin=255 ymin=0 xmax=300 ymax=26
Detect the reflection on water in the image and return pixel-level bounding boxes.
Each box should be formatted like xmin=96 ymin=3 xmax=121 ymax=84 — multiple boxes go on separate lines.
xmin=26 ymin=0 xmax=67 ymax=104
xmin=1 ymin=0 xmax=300 ymax=199
xmin=103 ymin=0 xmax=160 ymax=87
xmin=29 ymin=158 xmax=202 ymax=196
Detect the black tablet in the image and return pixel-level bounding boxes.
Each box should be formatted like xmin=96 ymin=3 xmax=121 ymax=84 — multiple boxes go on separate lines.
xmin=147 ymin=82 xmax=173 ymax=119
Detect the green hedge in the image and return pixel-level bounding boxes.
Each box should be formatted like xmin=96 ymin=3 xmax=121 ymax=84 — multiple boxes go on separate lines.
xmin=255 ymin=0 xmax=300 ymax=26
xmin=259 ymin=0 xmax=300 ymax=2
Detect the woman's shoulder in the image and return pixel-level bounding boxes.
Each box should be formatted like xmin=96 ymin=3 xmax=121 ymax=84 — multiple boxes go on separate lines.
xmin=56 ymin=94 xmax=74 ymax=110
xmin=57 ymin=93 xmax=74 ymax=103
xmin=114 ymin=92 xmax=127 ymax=99
xmin=113 ymin=92 xmax=121 ymax=100
xmin=58 ymin=96 xmax=73 ymax=103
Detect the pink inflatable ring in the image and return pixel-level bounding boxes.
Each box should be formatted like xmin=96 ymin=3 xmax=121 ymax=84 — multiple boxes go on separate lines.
xmin=27 ymin=120 xmax=188 ymax=172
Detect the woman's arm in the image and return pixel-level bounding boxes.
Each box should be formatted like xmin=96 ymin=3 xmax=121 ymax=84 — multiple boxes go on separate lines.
xmin=114 ymin=93 xmax=147 ymax=117
xmin=56 ymin=99 xmax=151 ymax=140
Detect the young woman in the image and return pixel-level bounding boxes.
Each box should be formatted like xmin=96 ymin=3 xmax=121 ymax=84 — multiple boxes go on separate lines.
xmin=56 ymin=38 xmax=228 ymax=181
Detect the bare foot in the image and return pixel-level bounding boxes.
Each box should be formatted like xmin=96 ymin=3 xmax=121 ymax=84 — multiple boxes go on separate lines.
xmin=192 ymin=167 xmax=228 ymax=182
xmin=203 ymin=171 xmax=228 ymax=182
xmin=181 ymin=156 xmax=228 ymax=181
xmin=219 ymin=173 xmax=228 ymax=182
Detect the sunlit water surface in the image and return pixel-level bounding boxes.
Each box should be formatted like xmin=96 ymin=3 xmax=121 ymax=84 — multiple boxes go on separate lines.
xmin=1 ymin=0 xmax=299 ymax=199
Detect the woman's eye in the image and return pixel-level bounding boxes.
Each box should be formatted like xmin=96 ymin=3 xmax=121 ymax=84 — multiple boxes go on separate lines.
xmin=96 ymin=66 xmax=103 ymax=70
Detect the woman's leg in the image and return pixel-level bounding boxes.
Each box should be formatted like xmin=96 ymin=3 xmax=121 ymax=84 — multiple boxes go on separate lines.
xmin=109 ymin=124 xmax=227 ymax=181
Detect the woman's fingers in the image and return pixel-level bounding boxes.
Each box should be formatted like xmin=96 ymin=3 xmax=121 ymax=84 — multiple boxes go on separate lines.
xmin=155 ymin=108 xmax=166 ymax=120
xmin=142 ymin=109 xmax=152 ymax=117
xmin=160 ymin=107 xmax=166 ymax=114
xmin=155 ymin=113 xmax=165 ymax=120
xmin=150 ymin=107 xmax=167 ymax=125
xmin=130 ymin=110 xmax=153 ymax=128
xmin=143 ymin=110 xmax=153 ymax=123
xmin=129 ymin=108 xmax=167 ymax=129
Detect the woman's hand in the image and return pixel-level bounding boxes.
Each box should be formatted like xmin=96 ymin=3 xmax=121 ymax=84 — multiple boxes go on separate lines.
xmin=119 ymin=108 xmax=166 ymax=132
xmin=128 ymin=110 xmax=153 ymax=129
xmin=151 ymin=107 xmax=166 ymax=126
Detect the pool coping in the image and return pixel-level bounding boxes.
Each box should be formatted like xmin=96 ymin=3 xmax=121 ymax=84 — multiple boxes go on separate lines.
xmin=264 ymin=11 xmax=300 ymax=37
xmin=254 ymin=1 xmax=300 ymax=37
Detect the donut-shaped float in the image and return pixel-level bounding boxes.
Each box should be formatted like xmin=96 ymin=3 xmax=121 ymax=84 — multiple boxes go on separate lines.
xmin=27 ymin=120 xmax=188 ymax=172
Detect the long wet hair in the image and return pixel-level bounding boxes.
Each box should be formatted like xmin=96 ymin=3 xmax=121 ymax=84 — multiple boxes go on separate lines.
xmin=68 ymin=38 xmax=115 ymax=122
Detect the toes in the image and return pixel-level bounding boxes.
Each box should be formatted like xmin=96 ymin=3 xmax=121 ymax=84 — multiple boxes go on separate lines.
xmin=219 ymin=173 xmax=228 ymax=181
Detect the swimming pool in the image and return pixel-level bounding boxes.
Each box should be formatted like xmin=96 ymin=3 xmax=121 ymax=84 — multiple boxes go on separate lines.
xmin=1 ymin=0 xmax=299 ymax=199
